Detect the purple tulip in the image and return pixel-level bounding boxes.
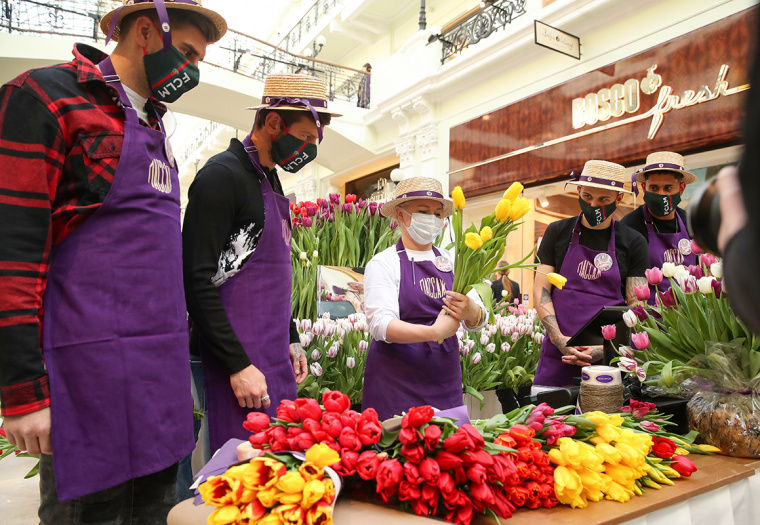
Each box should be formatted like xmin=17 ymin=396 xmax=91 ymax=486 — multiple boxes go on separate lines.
xmin=711 ymin=279 xmax=723 ymax=298
xmin=357 ymin=198 xmax=367 ymax=210
xmin=341 ymin=203 xmax=354 ymax=214
xmin=687 ymin=265 xmax=705 ymax=279
xmin=631 ymin=331 xmax=649 ymax=350
xmin=389 ymin=220 xmax=398 ymax=230
xmin=658 ymin=288 xmax=676 ymax=308
xmin=646 ymin=267 xmax=663 ymax=285
xmin=306 ymin=206 xmax=317 ymax=217
xmin=328 ymin=213 xmax=335 ymax=222
xmin=682 ymin=275 xmax=698 ymax=294
xmin=301 ymin=217 xmax=313 ymax=227
xmin=631 ymin=305 xmax=649 ymax=321
xmin=369 ymin=201 xmax=378 ymax=216
xmin=634 ymin=285 xmax=650 ymax=301
xmin=329 ymin=193 xmax=341 ymax=205
xmin=601 ymin=324 xmax=616 ymax=340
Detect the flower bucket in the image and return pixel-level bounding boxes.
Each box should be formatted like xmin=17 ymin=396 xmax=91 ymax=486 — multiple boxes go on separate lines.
xmin=463 ymin=389 xmax=502 ymax=420
xmin=687 ymin=391 xmax=760 ymax=458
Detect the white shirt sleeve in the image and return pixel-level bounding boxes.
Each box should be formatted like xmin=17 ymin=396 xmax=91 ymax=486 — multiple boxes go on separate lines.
xmin=365 ymin=246 xmax=488 ymax=342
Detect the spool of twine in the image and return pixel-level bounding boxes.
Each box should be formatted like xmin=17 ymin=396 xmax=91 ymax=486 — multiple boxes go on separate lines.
xmin=578 ymin=382 xmax=625 ymax=413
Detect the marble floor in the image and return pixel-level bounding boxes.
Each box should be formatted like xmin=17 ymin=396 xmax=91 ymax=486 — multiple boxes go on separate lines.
xmin=0 ymin=452 xmax=40 ymax=524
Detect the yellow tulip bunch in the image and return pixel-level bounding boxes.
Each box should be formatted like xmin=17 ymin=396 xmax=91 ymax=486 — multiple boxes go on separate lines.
xmin=199 ymin=444 xmax=340 ymax=525
xmin=548 ymin=412 xmax=653 ymax=508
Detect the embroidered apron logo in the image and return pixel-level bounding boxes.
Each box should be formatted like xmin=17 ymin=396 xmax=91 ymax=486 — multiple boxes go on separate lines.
xmin=577 ymin=260 xmax=601 ymax=281
xmin=663 ymin=248 xmax=684 ymax=264
xmin=419 ymin=276 xmax=447 ymax=299
xmin=147 ymin=158 xmax=172 ymax=193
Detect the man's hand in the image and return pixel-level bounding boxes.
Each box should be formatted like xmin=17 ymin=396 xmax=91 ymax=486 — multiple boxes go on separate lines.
xmin=290 ymin=343 xmax=308 ymax=384
xmin=230 ymin=365 xmax=269 ymax=409
xmin=562 ymin=345 xmax=604 ymax=367
xmin=4 ymin=407 xmax=52 ymax=455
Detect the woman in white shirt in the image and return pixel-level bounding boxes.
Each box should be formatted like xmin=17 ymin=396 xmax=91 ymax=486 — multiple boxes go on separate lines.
xmin=361 ymin=177 xmax=487 ymax=420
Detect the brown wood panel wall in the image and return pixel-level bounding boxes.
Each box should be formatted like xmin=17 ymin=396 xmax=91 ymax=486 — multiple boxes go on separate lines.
xmin=449 ymin=7 xmax=756 ymax=197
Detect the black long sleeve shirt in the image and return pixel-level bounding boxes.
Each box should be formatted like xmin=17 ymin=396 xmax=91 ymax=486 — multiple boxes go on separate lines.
xmin=182 ymin=138 xmax=298 ymax=375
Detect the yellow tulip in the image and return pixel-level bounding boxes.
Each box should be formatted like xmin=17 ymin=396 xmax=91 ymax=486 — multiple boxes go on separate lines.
xmin=464 ymin=232 xmax=483 ymax=250
xmin=479 ymin=226 xmax=493 ymax=242
xmin=675 ymin=447 xmax=690 ymax=456
xmin=199 ymin=475 xmax=244 ymax=506
xmin=507 ymin=197 xmax=531 ymax=221
xmin=607 ymin=414 xmax=624 ymax=427
xmin=299 ymin=462 xmax=324 ymax=482
xmin=304 ymin=443 xmax=340 ymax=469
xmin=322 ymin=477 xmax=336 ymax=503
xmin=207 ymin=505 xmax=240 ymax=525
xmin=276 ymin=471 xmax=306 ymax=494
xmin=596 ymin=424 xmax=622 ymax=443
xmin=239 ymin=500 xmax=267 ymax=524
xmin=276 ymin=490 xmax=302 ymax=505
xmin=604 ymin=480 xmax=633 ymax=503
xmin=306 ymin=501 xmax=333 ymax=525
xmin=257 ymin=485 xmax=280 ymax=508
xmin=503 ymin=181 xmax=524 ymax=202
xmin=452 ymin=186 xmax=466 ymax=210
xmin=595 ymin=443 xmax=622 ymax=465
xmin=584 ymin=412 xmax=609 ymax=425
xmin=554 ymin=465 xmax=587 ymax=508
xmin=547 ymin=272 xmax=567 ymax=290
xmin=696 ymin=444 xmax=722 ymax=453
xmin=245 ymin=457 xmax=287 ymax=490
xmin=494 ymin=199 xmax=511 ymax=222
xmin=301 ymin=479 xmax=327 ymax=509
xmin=257 ymin=512 xmax=286 ymax=525
xmin=548 ymin=448 xmax=567 ymax=467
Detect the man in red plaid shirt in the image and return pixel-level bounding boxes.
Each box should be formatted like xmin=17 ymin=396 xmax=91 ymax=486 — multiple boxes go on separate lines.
xmin=0 ymin=0 xmax=226 ymax=522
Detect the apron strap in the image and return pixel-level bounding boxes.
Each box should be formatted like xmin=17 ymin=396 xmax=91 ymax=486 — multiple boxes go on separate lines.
xmin=241 ymin=135 xmax=271 ymax=187
xmin=98 ymin=57 xmax=138 ymax=125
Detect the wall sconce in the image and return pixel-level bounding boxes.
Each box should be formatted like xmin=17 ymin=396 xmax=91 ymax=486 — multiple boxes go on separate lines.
xmin=539 ymin=193 xmax=550 ymax=208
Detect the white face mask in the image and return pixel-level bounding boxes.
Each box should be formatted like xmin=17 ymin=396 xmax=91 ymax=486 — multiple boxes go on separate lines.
xmin=401 ymin=208 xmax=443 ymax=245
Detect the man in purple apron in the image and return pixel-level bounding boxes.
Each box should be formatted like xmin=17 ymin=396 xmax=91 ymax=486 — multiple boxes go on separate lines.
xmin=0 ymin=1 xmax=227 ymax=522
xmin=621 ymin=152 xmax=698 ymax=304
xmin=534 ymin=161 xmax=649 ymax=387
xmin=183 ymin=74 xmax=340 ymax=453
xmin=361 ymin=177 xmax=488 ymax=420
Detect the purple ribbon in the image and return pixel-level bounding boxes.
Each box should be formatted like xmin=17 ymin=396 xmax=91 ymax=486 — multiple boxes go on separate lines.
xmin=106 ymin=0 xmax=191 ymax=50
xmin=257 ymin=96 xmax=325 ymax=142
xmin=569 ymin=170 xmax=625 ymax=189
xmin=631 ymin=172 xmax=640 ymax=196
xmin=399 ymin=190 xmax=444 ymax=199
xmin=642 ymin=162 xmax=684 ymax=172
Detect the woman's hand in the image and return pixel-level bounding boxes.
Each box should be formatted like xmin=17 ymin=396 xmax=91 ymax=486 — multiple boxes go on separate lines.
xmin=442 ymin=291 xmax=480 ymax=325
xmin=431 ymin=310 xmax=460 ymax=341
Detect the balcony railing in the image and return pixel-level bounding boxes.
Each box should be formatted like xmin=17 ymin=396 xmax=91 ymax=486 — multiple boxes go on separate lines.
xmin=431 ymin=0 xmax=528 ymax=64
xmin=275 ymin=0 xmax=343 ymax=55
xmin=0 ymin=0 xmax=369 ymax=106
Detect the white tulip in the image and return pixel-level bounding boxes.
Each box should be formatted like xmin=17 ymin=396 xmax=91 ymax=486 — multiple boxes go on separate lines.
xmin=710 ymin=261 xmax=723 ymax=279
xmin=697 ymin=276 xmax=714 ymax=294
xmin=618 ymin=357 xmax=637 ymax=372
xmin=622 ymin=310 xmax=638 ymax=328
xmin=501 ymin=342 xmax=511 ymax=353
xmin=661 ymin=262 xmax=676 ymax=278
xmin=480 ymin=333 xmax=490 ymax=345
xmin=619 ymin=346 xmax=635 ymax=359
xmin=635 ymin=367 xmax=647 ymax=381
xmin=486 ymin=343 xmax=496 ymax=353
xmin=327 ymin=342 xmax=339 ymax=358
xmin=312 ymin=250 xmax=319 ymax=259
xmin=301 ymin=319 xmax=312 ymax=332
xmin=311 ymin=349 xmax=321 ymax=361
xmin=358 ymin=340 xmax=369 ymax=352
xmin=533 ymin=333 xmax=544 ymax=345
xmin=299 ymin=252 xmax=307 ymax=260
xmin=310 ymin=362 xmax=323 ymax=376
xmin=471 ymin=352 xmax=482 ymax=364
xmin=511 ymin=332 xmax=520 ymax=342
xmin=346 ymin=357 xmax=355 ymax=369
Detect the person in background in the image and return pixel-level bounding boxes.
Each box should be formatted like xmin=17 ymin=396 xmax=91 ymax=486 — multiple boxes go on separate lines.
xmin=620 ymin=151 xmax=697 ymax=303
xmin=533 ymin=161 xmax=649 ymax=388
xmin=183 ymin=74 xmax=340 ymax=453
xmin=491 ymin=260 xmax=521 ymax=304
xmin=362 ymin=177 xmax=488 ymax=420
xmin=0 ymin=0 xmax=226 ymax=522
xmin=357 ymin=63 xmax=371 ymax=108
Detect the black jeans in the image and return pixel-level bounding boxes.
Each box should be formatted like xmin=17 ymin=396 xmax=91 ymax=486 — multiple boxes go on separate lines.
xmin=39 ymin=455 xmax=178 ymax=525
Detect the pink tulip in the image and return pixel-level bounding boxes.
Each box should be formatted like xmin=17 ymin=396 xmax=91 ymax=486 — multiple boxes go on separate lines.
xmin=646 ymin=267 xmax=664 ymax=285
xmin=634 ymin=285 xmax=651 ymax=301
xmin=690 ymin=239 xmax=703 ymax=255
xmin=640 ymin=421 xmax=660 ymax=432
xmin=687 ymin=265 xmax=704 ymax=279
xmin=601 ymin=324 xmax=616 ymax=340
xmin=631 ymin=332 xmax=649 ymax=350
xmin=301 ymin=216 xmax=313 ymax=227
xmin=700 ymin=253 xmax=717 ymax=268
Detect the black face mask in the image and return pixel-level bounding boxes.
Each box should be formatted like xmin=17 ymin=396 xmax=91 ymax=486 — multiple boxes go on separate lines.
xmin=644 ymin=191 xmax=681 ymax=217
xmin=270 ymin=123 xmax=317 ymax=173
xmin=578 ymin=196 xmax=617 ymax=227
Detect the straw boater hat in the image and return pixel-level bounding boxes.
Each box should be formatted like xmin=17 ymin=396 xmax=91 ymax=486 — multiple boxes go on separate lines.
xmin=100 ymin=0 xmax=227 ymax=43
xmin=380 ymin=177 xmax=454 ymax=219
xmin=568 ymin=160 xmax=632 ymax=194
xmin=246 ymin=74 xmax=343 ymax=118
xmin=634 ymin=151 xmax=697 ymax=185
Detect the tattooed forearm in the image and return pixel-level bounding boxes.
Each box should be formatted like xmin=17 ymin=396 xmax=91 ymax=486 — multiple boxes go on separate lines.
xmin=542 ymin=314 xmax=565 ymax=348
xmin=625 ymin=276 xmax=647 ymax=306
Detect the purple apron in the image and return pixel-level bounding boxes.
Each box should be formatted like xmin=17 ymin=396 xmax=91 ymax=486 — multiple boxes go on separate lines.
xmin=200 ymin=136 xmax=296 ymax=453
xmin=362 ymin=240 xmax=461 ymax=421
xmin=643 ymin=205 xmax=696 ymax=305
xmin=534 ymin=216 xmax=625 ymax=387
xmin=41 ymin=57 xmax=193 ymax=501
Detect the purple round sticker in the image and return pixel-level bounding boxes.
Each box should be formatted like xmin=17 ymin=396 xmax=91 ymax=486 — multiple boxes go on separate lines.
xmin=596 ymin=374 xmax=614 ymax=384
xmin=581 ymin=372 xmax=590 ymax=381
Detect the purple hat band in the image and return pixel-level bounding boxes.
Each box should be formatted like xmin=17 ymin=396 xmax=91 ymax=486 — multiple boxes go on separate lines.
xmin=397 ymin=190 xmax=444 ymax=200
xmin=257 ymin=96 xmax=325 ymax=142
xmin=569 ymin=171 xmax=625 ymax=189
xmin=105 ymin=0 xmax=198 ymax=49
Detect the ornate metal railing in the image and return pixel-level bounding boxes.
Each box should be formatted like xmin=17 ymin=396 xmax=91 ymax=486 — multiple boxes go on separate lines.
xmin=0 ymin=0 xmax=369 ymax=106
xmin=0 ymin=0 xmax=118 ymax=40
xmin=275 ymin=0 xmax=343 ymax=55
xmin=431 ymin=0 xmax=527 ymax=64
xmin=177 ymin=120 xmax=220 ymax=168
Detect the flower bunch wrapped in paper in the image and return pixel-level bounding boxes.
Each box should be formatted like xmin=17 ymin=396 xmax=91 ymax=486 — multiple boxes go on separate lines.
xmin=459 ymin=306 xmax=545 ymax=396
xmin=290 ymin=194 xmax=399 ymax=320
xmin=294 ymin=315 xmax=370 ymax=405
xmin=197 ymin=443 xmax=340 ymax=525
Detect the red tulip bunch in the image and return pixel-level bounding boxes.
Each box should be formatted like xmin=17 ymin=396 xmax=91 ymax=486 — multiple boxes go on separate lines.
xmin=245 ymin=391 xmax=383 ymax=478
xmin=354 ymin=405 xmax=558 ymax=525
